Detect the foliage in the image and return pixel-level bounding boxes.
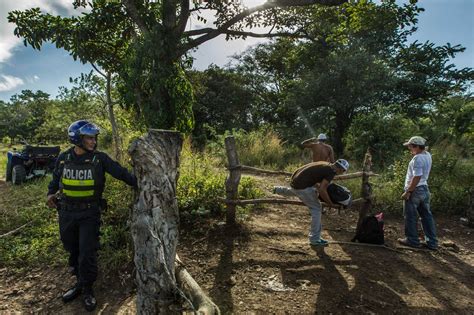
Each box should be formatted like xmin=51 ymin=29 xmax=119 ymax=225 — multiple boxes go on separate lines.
xmin=344 ymin=107 xmax=418 ymax=168
xmin=421 ymin=96 xmax=474 ymax=156
xmin=428 ymin=147 xmax=474 ymax=214
xmin=372 ymin=146 xmax=474 ymax=215
xmin=178 ymin=138 xmax=264 ymax=219
xmin=100 ymin=173 xmax=135 ymax=271
xmin=0 ymin=90 xmax=53 ymax=143
xmin=8 ymin=0 xmax=347 ymax=133
xmin=208 ymin=127 xmax=303 ymax=171
xmin=188 ymin=66 xmax=259 ymax=146
xmin=0 ymin=177 xmax=65 ymax=267
xmin=230 ymin=1 xmax=474 ymax=154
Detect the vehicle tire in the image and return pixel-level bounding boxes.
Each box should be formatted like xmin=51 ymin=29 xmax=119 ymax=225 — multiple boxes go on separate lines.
xmin=5 ymin=159 xmax=12 ymax=181
xmin=12 ymin=165 xmax=27 ymax=185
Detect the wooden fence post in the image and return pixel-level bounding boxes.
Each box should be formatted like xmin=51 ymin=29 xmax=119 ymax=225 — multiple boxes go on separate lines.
xmin=225 ymin=136 xmax=241 ymax=225
xmin=357 ymin=148 xmax=373 ymax=230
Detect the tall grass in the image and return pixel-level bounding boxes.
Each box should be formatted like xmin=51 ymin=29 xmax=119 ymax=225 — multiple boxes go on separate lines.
xmin=208 ymin=127 xmax=303 ymax=171
xmin=2 ymin=129 xmax=470 ymax=271
xmin=178 ymin=138 xmax=263 ymax=220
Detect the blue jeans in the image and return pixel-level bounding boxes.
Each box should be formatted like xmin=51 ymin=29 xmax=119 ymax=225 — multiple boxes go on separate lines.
xmin=274 ymin=186 xmax=322 ymax=243
xmin=403 ymin=185 xmax=438 ymax=248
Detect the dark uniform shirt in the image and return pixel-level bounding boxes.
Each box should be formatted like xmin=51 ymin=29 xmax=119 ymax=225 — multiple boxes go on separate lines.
xmin=48 ymin=147 xmax=137 ymax=197
xmin=290 ymin=161 xmax=336 ymax=190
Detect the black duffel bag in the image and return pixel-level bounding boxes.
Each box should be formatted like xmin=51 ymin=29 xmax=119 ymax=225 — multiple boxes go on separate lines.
xmin=320 ymin=183 xmax=352 ymax=208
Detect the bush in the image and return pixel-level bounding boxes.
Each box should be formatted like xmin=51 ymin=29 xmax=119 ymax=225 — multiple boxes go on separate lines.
xmin=371 ymin=146 xmax=474 ymax=215
xmin=0 ymin=177 xmax=66 ymax=268
xmin=100 ymin=173 xmax=135 ymax=272
xmin=429 ymin=147 xmax=473 ymax=214
xmin=178 ymin=138 xmax=263 ymax=219
xmin=344 ymin=107 xmax=418 ymax=169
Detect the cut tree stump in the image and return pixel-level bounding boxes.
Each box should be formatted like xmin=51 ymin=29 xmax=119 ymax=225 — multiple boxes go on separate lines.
xmin=130 ymin=129 xmax=220 ymax=314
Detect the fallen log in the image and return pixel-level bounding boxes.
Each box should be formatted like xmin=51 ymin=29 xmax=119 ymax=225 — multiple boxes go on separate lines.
xmin=175 ymin=255 xmax=220 ymax=314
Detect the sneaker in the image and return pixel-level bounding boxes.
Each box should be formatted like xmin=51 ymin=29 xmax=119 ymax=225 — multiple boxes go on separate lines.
xmin=422 ymin=243 xmax=438 ymax=251
xmin=397 ymin=238 xmax=420 ymax=248
xmin=310 ymin=238 xmax=329 ymax=246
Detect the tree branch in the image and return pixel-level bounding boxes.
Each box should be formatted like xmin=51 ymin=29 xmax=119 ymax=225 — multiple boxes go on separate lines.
xmin=224 ymin=30 xmax=310 ymax=39
xmin=90 ymin=62 xmax=106 ymax=78
xmin=184 ymin=28 xmax=309 ymax=39
xmin=190 ymin=5 xmax=209 ymax=13
xmin=176 ymin=0 xmax=190 ymax=36
xmin=163 ymin=0 xmax=178 ymax=31
xmin=122 ymin=0 xmax=149 ymax=35
xmin=184 ymin=28 xmax=214 ymax=36
xmin=179 ymin=0 xmax=347 ymax=54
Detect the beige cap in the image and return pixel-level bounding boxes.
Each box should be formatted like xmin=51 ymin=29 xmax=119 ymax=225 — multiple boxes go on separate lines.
xmin=403 ymin=136 xmax=427 ymax=146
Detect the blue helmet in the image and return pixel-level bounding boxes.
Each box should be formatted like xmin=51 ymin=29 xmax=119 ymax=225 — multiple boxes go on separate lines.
xmin=68 ymin=120 xmax=100 ymax=146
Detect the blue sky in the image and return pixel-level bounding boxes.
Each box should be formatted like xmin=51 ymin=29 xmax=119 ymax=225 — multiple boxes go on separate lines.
xmin=0 ymin=0 xmax=473 ymax=102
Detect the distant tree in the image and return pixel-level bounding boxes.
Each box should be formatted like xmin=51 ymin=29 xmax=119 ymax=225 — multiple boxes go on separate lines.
xmin=234 ymin=1 xmax=474 ymax=154
xmin=232 ymin=38 xmax=302 ymax=138
xmin=0 ymin=90 xmax=52 ymax=143
xmin=343 ymin=107 xmax=418 ymax=167
xmin=189 ymin=66 xmax=259 ymax=145
xmin=68 ymin=71 xmax=129 ymax=159
xmin=421 ymin=96 xmax=474 ymax=156
xmin=9 ymin=0 xmax=347 ymax=133
xmin=34 ymin=86 xmax=99 ymax=144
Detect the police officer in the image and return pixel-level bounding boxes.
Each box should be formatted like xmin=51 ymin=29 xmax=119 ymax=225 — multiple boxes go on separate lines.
xmin=46 ymin=120 xmax=136 ymax=312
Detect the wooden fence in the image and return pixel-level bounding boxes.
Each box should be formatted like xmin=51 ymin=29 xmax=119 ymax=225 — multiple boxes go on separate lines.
xmin=222 ymin=136 xmax=377 ymax=231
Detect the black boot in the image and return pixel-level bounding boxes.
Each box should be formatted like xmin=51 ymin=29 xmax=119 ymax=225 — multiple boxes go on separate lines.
xmin=83 ymin=287 xmax=97 ymax=312
xmin=62 ymin=283 xmax=82 ymax=303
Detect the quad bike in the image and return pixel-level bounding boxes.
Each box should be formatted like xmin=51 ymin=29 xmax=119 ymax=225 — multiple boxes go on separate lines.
xmin=6 ymin=143 xmax=60 ymax=185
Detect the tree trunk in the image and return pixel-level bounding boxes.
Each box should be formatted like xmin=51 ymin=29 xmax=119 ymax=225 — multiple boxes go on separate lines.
xmin=333 ymin=111 xmax=351 ymax=156
xmin=129 ymin=129 xmax=183 ymax=314
xmin=106 ymin=72 xmax=122 ymax=161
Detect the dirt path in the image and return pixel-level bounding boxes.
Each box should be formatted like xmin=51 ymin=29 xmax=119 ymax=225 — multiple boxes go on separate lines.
xmin=1 ymin=180 xmax=473 ymax=313
xmin=179 ymin=203 xmax=474 ymax=314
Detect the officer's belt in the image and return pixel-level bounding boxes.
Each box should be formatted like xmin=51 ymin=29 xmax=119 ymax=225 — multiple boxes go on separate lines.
xmin=60 ymin=200 xmax=100 ymax=211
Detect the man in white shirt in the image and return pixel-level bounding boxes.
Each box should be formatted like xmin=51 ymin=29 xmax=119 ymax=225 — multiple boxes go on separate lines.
xmin=398 ymin=136 xmax=438 ymax=250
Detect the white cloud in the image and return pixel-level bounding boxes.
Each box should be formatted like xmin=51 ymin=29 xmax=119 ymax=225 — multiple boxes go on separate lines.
xmin=25 ymin=75 xmax=40 ymax=84
xmin=0 ymin=75 xmax=24 ymax=92
xmin=187 ymin=0 xmax=270 ymax=70
xmin=0 ymin=0 xmax=83 ymax=63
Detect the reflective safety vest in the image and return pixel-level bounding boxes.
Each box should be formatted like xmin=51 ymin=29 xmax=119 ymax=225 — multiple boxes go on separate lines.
xmin=59 ymin=154 xmax=103 ymax=202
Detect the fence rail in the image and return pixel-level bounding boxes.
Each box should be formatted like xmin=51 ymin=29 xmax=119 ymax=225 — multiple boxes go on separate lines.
xmin=223 ymin=135 xmax=374 ymax=232
xmin=229 ymin=164 xmax=378 ymax=180
xmin=219 ymin=197 xmax=364 ymax=207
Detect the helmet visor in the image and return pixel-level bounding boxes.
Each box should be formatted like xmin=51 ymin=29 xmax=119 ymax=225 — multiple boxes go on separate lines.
xmin=78 ymin=123 xmax=100 ymax=137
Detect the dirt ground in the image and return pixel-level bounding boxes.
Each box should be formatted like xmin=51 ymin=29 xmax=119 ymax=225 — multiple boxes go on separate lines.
xmin=1 ymin=178 xmax=474 ymax=314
